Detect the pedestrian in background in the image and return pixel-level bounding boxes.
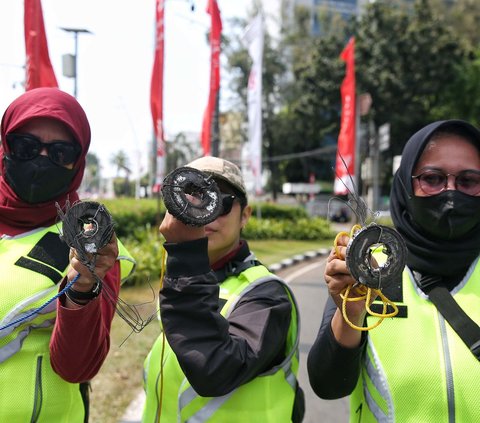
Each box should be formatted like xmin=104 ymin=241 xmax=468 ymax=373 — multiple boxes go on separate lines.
xmin=308 ymin=120 xmax=480 ymax=422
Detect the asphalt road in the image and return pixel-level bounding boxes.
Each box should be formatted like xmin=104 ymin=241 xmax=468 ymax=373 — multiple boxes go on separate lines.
xmin=120 ymin=254 xmax=350 ymax=423
xmin=279 ymin=256 xmax=350 ymax=423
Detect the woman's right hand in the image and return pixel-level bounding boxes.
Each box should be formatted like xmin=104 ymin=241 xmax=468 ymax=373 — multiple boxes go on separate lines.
xmin=160 ymin=211 xmax=205 ymax=243
xmin=325 ymin=232 xmax=368 ymax=346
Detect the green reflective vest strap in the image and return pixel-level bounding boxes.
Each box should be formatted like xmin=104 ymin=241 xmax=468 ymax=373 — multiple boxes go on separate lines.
xmin=142 ymin=264 xmax=300 ymax=423
xmin=117 ymin=238 xmax=136 ymax=283
xmin=350 ymin=260 xmax=480 ymax=423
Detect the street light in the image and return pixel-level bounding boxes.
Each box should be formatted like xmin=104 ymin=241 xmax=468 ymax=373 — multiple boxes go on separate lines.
xmin=60 ymin=27 xmax=92 ymax=98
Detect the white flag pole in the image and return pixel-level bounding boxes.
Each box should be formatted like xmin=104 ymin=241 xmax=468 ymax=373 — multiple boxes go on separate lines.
xmin=243 ymin=14 xmax=264 ymax=199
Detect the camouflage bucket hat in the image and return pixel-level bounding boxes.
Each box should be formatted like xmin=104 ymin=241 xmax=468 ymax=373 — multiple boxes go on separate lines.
xmin=186 ymin=156 xmax=247 ymax=197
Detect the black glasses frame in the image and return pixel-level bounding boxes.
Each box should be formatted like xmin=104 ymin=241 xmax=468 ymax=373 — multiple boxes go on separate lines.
xmin=412 ymin=169 xmax=480 ymax=196
xmin=6 ymin=133 xmax=81 ymax=167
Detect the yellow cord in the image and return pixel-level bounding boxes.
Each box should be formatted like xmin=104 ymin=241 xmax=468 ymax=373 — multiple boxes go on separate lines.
xmin=155 ymin=246 xmax=168 ymax=423
xmin=334 ymin=225 xmax=398 ymax=331
xmin=159 ymin=246 xmax=167 ymax=289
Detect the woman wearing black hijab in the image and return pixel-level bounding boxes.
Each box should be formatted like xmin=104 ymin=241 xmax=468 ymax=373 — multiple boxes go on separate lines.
xmin=307 ymin=120 xmax=480 ymax=422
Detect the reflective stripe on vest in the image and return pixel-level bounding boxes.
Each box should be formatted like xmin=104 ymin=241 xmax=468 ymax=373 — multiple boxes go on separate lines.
xmin=179 ymin=380 xmax=236 ymax=423
xmin=0 ymin=227 xmax=68 ymax=364
xmin=350 ymin=258 xmax=480 ymax=423
xmin=0 ymin=290 xmax=56 ymax=363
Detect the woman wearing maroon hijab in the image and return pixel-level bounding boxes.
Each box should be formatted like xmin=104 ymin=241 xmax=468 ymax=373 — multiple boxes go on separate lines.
xmin=0 ymin=88 xmax=135 ymax=422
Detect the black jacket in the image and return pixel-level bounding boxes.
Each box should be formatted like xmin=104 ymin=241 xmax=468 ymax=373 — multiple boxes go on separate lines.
xmin=161 ymin=237 xmax=304 ymax=422
xmin=307 ymin=296 xmax=366 ymax=400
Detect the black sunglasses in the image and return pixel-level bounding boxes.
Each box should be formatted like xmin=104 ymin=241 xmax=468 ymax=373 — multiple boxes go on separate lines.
xmin=220 ymin=194 xmax=237 ymax=216
xmin=6 ymin=133 xmax=81 ymax=167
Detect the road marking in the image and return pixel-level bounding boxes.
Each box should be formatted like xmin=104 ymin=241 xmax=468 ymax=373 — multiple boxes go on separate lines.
xmin=284 ymin=257 xmax=328 ymax=284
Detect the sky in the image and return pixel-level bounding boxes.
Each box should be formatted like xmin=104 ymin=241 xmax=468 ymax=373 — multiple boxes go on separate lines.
xmin=0 ymin=0 xmax=259 ymax=179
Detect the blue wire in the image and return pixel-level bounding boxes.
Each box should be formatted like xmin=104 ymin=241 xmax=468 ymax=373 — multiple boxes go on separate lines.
xmin=0 ymin=273 xmax=81 ymax=332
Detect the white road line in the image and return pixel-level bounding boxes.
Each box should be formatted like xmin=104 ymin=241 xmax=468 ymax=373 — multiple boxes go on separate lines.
xmin=284 ymin=257 xmax=328 ymax=284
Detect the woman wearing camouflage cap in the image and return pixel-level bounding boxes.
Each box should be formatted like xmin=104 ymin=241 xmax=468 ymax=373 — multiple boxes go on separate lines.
xmin=142 ymin=156 xmax=305 ymax=422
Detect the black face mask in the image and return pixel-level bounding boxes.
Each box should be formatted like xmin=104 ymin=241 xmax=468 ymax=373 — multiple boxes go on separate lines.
xmin=410 ymin=190 xmax=480 ymax=240
xmin=4 ymin=155 xmax=76 ymax=204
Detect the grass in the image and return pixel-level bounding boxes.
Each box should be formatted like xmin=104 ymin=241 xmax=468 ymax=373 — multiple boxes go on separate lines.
xmin=249 ymin=239 xmax=333 ymax=265
xmin=89 ymin=285 xmax=161 ymax=423
xmin=88 ymin=238 xmax=335 ymax=423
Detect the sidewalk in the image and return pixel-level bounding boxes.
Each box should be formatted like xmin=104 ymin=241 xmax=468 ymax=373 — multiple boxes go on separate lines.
xmin=118 ymin=390 xmax=145 ymax=423
xmin=117 ymin=245 xmax=331 ymax=423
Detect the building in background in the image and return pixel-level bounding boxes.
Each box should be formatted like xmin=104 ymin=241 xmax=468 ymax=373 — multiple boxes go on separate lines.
xmin=281 ymin=0 xmax=455 ymax=36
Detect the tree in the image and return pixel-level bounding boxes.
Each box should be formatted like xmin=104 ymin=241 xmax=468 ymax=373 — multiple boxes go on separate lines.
xmin=431 ymin=0 xmax=480 ymax=51
xmin=223 ymin=0 xmax=476 ymax=198
xmin=225 ymin=6 xmax=348 ymax=195
xmin=82 ymin=152 xmax=101 ymax=194
xmin=225 ymin=12 xmax=289 ymax=199
xmin=356 ymin=0 xmax=466 ymax=156
xmin=270 ymin=6 xmax=350 ymax=185
xmin=165 ymin=132 xmax=199 ymax=173
xmin=431 ymin=49 xmax=480 ymax=127
xmin=110 ymin=150 xmax=131 ymax=177
xmin=110 ymin=150 xmax=132 ymax=197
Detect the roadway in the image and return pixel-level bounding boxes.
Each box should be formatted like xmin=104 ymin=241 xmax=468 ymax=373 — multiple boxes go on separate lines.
xmin=278 ymin=256 xmax=349 ymax=423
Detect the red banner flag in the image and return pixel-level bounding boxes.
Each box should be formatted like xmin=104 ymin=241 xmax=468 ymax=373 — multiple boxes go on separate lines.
xmin=200 ymin=0 xmax=222 ymax=156
xmin=334 ymin=37 xmax=356 ymax=195
xmin=151 ymin=0 xmax=166 ymax=193
xmin=24 ymin=0 xmax=58 ymax=90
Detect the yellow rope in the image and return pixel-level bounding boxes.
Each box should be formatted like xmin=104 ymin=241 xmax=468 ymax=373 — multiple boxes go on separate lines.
xmin=155 ymin=246 xmax=168 ymax=423
xmin=334 ymin=225 xmax=398 ymax=331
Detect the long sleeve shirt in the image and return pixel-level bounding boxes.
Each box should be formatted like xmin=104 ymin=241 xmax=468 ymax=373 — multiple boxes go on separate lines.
xmin=50 ymin=262 xmax=121 ymax=383
xmin=160 ymin=238 xmax=304 ymax=422
xmin=307 ymin=296 xmax=366 ymax=400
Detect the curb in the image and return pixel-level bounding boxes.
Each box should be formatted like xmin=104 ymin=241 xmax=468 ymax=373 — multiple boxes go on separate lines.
xmin=268 ymin=248 xmax=330 ymax=273
xmin=118 ymin=390 xmax=145 ymax=423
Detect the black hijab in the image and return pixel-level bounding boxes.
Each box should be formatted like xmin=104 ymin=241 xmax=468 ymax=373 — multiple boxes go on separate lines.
xmin=390 ymin=120 xmax=480 ymax=280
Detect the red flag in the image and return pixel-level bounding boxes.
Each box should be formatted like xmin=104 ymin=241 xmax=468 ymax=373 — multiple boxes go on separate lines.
xmin=334 ymin=37 xmax=356 ymax=195
xmin=151 ymin=0 xmax=166 ymax=193
xmin=24 ymin=0 xmax=58 ymax=90
xmin=200 ymin=0 xmax=222 ymax=156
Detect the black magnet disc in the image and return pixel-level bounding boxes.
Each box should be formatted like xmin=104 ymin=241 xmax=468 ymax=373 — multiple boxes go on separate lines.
xmin=161 ymin=167 xmax=222 ymax=227
xmin=346 ymin=224 xmax=407 ymax=289
xmin=59 ymin=201 xmax=115 ymax=261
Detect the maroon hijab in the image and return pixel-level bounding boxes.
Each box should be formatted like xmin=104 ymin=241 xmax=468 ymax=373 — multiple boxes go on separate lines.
xmin=0 ymin=87 xmax=91 ymax=235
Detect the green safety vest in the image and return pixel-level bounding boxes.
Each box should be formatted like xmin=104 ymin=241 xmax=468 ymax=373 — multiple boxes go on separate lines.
xmin=350 ymin=260 xmax=480 ymax=423
xmin=142 ymin=264 xmax=300 ymax=423
xmin=0 ymin=224 xmax=135 ymax=423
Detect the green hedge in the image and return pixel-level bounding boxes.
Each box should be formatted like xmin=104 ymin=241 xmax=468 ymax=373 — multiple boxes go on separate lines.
xmin=243 ymin=217 xmax=333 ymax=240
xmin=122 ymin=229 xmax=164 ymax=286
xmin=99 ymin=198 xmax=312 ymax=240
xmin=250 ymin=203 xmax=309 ymax=220
xmin=121 ymin=216 xmax=334 ymax=286
xmin=94 ymin=198 xmax=334 ymax=286
xmin=101 ymin=198 xmax=163 ymax=239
